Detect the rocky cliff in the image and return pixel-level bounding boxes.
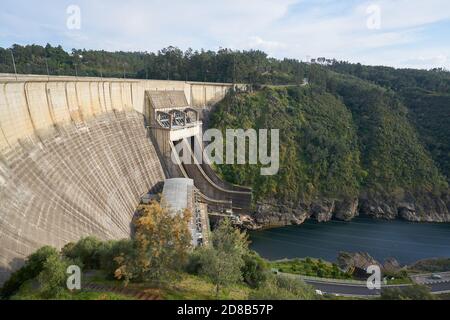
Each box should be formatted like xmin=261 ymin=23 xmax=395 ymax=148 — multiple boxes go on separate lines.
xmin=249 ymin=191 xmax=450 ymax=228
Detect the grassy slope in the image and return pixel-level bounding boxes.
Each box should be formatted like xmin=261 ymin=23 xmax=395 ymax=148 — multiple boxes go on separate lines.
xmin=11 ymin=280 xmax=133 ymax=300
xmin=10 ymin=272 xmax=250 ymax=300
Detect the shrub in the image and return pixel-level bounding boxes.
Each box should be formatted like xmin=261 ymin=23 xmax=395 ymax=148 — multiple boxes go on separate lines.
xmin=0 ymin=246 xmax=59 ymax=299
xmin=61 ymin=237 xmax=104 ymax=269
xmin=381 ymin=284 xmax=435 ymax=300
xmin=241 ymin=251 xmax=269 ymax=288
xmin=38 ymin=254 xmax=69 ymax=299
xmin=98 ymin=240 xmax=134 ymax=278
xmin=198 ymin=219 xmax=248 ymax=297
xmin=249 ymin=274 xmax=316 ymax=300
xmin=185 ymin=249 xmax=203 ymax=275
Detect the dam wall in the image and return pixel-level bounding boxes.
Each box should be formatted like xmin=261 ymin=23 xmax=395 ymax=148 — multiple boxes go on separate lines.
xmin=0 ymin=74 xmax=237 ymax=284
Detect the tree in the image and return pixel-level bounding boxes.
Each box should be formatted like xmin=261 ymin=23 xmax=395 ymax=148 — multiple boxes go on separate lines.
xmin=99 ymin=239 xmax=134 ymax=279
xmin=0 ymin=246 xmax=59 ymax=299
xmin=61 ymin=236 xmax=103 ymax=269
xmin=114 ymin=201 xmax=192 ymax=284
xmin=37 ymin=254 xmax=68 ymax=299
xmin=198 ymin=219 xmax=248 ymax=297
xmin=241 ymin=251 xmax=269 ymax=288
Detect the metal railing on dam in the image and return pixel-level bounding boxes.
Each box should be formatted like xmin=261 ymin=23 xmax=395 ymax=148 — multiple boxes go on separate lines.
xmin=0 ymin=74 xmax=240 ymax=284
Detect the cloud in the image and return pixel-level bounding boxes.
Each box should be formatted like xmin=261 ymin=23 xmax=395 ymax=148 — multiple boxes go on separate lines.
xmin=0 ymin=0 xmax=449 ymax=69
xmin=355 ymin=0 xmax=450 ymax=30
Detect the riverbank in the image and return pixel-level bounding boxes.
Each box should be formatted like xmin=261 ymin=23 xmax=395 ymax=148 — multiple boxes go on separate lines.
xmin=248 ymin=217 xmax=450 ymax=265
xmin=249 ymin=193 xmax=450 ymax=229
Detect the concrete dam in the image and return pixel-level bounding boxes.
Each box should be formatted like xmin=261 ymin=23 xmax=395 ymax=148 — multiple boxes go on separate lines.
xmin=0 ymin=74 xmax=252 ymax=284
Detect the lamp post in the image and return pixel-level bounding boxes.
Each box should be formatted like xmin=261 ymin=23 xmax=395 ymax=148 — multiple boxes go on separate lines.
xmin=45 ymin=57 xmax=50 ymax=80
xmin=10 ymin=49 xmax=18 ymax=80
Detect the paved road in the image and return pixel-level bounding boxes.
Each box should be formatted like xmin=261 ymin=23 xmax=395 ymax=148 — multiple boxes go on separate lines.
xmin=303 ymin=279 xmax=395 ymax=297
xmin=410 ymin=271 xmax=450 ymax=286
xmin=284 ymin=272 xmax=450 ymax=297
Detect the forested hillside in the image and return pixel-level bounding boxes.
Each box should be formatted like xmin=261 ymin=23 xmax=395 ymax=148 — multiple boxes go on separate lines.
xmin=210 ymin=79 xmax=450 ymax=224
xmin=210 ymin=86 xmax=363 ymax=203
xmin=329 ymin=63 xmax=450 ymax=183
xmin=0 ymin=44 xmax=309 ymax=84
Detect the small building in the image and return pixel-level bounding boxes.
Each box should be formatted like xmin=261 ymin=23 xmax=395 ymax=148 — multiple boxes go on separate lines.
xmin=161 ymin=178 xmax=208 ymax=247
xmin=141 ymin=193 xmax=159 ymax=205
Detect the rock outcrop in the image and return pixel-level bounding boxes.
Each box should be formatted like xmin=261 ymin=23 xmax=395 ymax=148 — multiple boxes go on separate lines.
xmin=337 ymin=252 xmax=379 ymax=273
xmin=250 ymin=191 xmax=450 ymax=230
xmin=359 ymin=192 xmax=450 ymax=222
xmin=252 ymin=197 xmax=359 ymax=228
xmin=359 ymin=198 xmax=398 ymax=220
xmin=311 ymin=200 xmax=335 ymax=222
xmin=333 ymin=198 xmax=359 ymax=221
xmin=253 ymin=201 xmax=311 ymax=227
xmin=337 ymin=252 xmax=403 ymax=275
xmin=383 ymin=257 xmax=401 ymax=273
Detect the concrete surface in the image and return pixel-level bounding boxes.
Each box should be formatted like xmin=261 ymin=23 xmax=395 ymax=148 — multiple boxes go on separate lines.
xmin=0 ymin=74 xmax=243 ymax=284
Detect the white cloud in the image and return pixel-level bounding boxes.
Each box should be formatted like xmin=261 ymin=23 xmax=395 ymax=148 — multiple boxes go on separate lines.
xmin=0 ymin=0 xmax=449 ymax=69
xmin=355 ymin=0 xmax=450 ymax=30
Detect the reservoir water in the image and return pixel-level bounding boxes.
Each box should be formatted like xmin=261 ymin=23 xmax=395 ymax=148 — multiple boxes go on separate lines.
xmin=248 ymin=217 xmax=450 ymax=265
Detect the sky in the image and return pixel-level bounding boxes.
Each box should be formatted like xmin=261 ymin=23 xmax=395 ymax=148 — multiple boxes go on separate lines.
xmin=1 ymin=0 xmax=449 ymax=69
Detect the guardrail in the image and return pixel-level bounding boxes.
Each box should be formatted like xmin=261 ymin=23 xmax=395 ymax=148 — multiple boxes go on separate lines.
xmin=279 ymin=272 xmax=367 ymax=285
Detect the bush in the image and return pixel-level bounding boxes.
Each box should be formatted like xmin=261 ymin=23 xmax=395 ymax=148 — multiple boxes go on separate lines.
xmin=249 ymin=274 xmax=316 ymax=300
xmin=185 ymin=249 xmax=203 ymax=275
xmin=381 ymin=284 xmax=435 ymax=300
xmin=98 ymin=240 xmax=134 ymax=278
xmin=198 ymin=219 xmax=248 ymax=297
xmin=38 ymin=254 xmax=69 ymax=299
xmin=62 ymin=237 xmax=104 ymax=269
xmin=241 ymin=251 xmax=269 ymax=288
xmin=0 ymin=246 xmax=59 ymax=299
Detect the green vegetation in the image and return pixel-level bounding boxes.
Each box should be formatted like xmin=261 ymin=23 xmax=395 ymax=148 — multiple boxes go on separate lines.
xmin=210 ymin=79 xmax=448 ymax=208
xmin=10 ymin=280 xmax=132 ymax=300
xmin=408 ymin=258 xmax=450 ymax=273
xmin=380 ymin=284 xmax=435 ymax=300
xmin=329 ymin=74 xmax=447 ymax=194
xmin=402 ymin=89 xmax=450 ymax=181
xmin=0 ymin=44 xmax=309 ymax=84
xmin=383 ymin=270 xmax=413 ymax=285
xmin=196 ymin=219 xmax=247 ymax=297
xmin=241 ymin=251 xmax=270 ymax=288
xmin=271 ymin=258 xmax=352 ymax=280
xmin=330 ymin=62 xmax=450 ymax=183
xmin=2 ymin=44 xmax=449 ymax=299
xmin=161 ymin=274 xmax=251 ymax=300
xmin=210 ymin=86 xmax=363 ymax=202
xmin=0 ymin=246 xmax=66 ymax=299
xmin=1 ymin=203 xmax=316 ymax=301
xmin=114 ymin=202 xmax=192 ymax=284
xmin=37 ymin=253 xmax=70 ymax=299
xmin=2 ymin=214 xmax=442 ymax=301
xmin=249 ymin=274 xmax=316 ymax=300
xmin=188 ymin=219 xmax=315 ymax=299
xmin=61 ymin=238 xmax=135 ymax=280
xmin=3 ymin=44 xmax=448 ymax=192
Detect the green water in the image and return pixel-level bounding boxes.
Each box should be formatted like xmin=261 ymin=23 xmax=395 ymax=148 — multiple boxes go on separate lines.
xmin=249 ymin=217 xmax=450 ymax=264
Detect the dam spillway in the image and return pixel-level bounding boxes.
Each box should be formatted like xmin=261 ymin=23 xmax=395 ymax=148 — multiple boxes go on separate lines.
xmin=0 ymin=74 xmax=238 ymax=284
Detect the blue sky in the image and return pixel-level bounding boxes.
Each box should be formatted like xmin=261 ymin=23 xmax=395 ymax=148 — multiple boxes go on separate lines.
xmin=1 ymin=0 xmax=449 ymax=69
